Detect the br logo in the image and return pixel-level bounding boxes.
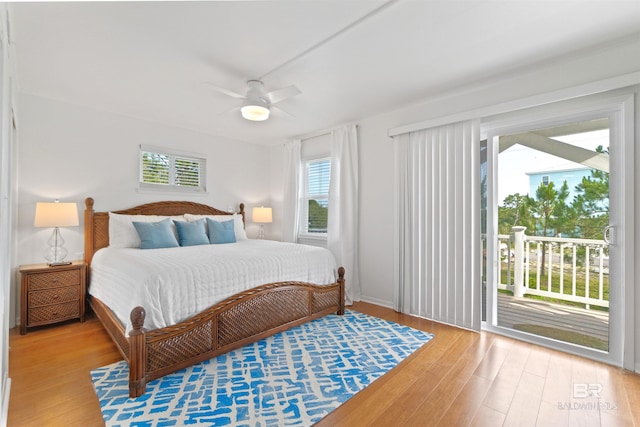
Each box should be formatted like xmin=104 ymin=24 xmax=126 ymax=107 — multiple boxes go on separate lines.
xmin=573 ymin=383 xmax=602 ymax=398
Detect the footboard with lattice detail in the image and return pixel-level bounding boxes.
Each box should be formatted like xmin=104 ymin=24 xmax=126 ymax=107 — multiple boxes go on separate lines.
xmin=93 ymin=267 xmax=345 ymax=398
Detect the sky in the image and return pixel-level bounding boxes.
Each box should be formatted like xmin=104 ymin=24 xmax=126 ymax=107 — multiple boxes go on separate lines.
xmin=497 ymin=129 xmax=609 ymax=204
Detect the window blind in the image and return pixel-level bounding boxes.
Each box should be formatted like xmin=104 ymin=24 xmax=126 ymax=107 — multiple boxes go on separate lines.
xmin=139 ymin=145 xmax=206 ymax=192
xmin=300 ymin=159 xmax=331 ymax=234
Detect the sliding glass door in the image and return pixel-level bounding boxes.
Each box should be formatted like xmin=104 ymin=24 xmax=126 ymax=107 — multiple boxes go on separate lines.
xmin=482 ymin=92 xmax=634 ymax=368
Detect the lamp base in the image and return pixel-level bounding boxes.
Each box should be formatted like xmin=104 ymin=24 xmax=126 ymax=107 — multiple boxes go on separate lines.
xmin=44 ymin=227 xmax=70 ymax=265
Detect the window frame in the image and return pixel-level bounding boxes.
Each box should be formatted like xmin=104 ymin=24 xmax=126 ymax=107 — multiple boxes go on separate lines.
xmin=298 ymin=156 xmax=331 ymax=238
xmin=139 ymin=144 xmax=207 ymax=193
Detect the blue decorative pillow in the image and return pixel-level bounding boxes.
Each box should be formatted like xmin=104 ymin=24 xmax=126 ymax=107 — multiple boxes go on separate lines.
xmin=174 ymin=219 xmax=209 ymax=246
xmin=206 ymin=218 xmax=236 ymax=244
xmin=132 ymin=218 xmax=179 ymax=249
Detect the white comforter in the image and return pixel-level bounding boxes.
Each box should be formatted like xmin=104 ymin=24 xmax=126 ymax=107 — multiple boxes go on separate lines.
xmin=89 ymin=240 xmax=337 ymax=334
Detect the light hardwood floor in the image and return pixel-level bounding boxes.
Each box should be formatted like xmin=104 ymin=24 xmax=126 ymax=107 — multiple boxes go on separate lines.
xmin=8 ymin=302 xmax=640 ymax=426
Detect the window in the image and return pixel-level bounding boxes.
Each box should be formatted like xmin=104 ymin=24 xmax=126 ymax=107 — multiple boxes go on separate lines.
xmin=139 ymin=145 xmax=206 ymax=192
xmin=300 ymin=158 xmax=331 ymax=235
xmin=541 ymin=175 xmax=550 ymax=186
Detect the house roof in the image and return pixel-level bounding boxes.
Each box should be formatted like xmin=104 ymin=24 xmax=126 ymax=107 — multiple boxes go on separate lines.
xmin=525 ymin=166 xmax=592 ymax=176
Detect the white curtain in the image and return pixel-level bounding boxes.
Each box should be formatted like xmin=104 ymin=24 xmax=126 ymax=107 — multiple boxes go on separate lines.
xmin=282 ymin=140 xmax=301 ymax=243
xmin=393 ymin=120 xmax=481 ymax=331
xmin=327 ymin=125 xmax=360 ymax=304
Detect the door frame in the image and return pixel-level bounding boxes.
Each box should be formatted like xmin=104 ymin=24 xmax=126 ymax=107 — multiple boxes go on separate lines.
xmin=481 ymin=90 xmax=635 ymax=369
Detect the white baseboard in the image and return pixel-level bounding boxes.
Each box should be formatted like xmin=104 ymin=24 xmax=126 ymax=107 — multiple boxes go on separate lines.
xmin=0 ymin=374 xmax=11 ymax=427
xmin=357 ymin=296 xmax=394 ymax=309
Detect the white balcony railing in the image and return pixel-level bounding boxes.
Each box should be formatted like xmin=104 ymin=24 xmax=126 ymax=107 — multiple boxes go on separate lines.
xmin=498 ymin=227 xmax=609 ymax=309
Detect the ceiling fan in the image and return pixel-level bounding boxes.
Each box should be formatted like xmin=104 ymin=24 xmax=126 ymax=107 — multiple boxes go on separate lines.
xmin=204 ymin=80 xmax=302 ymax=122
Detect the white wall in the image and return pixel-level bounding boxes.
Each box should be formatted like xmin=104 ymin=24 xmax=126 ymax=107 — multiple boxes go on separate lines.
xmin=15 ymin=93 xmax=273 ymax=323
xmin=268 ymin=142 xmax=284 ymax=242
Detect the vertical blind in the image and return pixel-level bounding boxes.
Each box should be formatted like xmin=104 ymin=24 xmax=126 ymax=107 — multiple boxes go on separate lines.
xmin=393 ymin=120 xmax=481 ymax=331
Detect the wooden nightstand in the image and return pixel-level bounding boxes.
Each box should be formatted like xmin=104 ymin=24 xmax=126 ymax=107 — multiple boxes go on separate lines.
xmin=20 ymin=261 xmax=86 ymax=335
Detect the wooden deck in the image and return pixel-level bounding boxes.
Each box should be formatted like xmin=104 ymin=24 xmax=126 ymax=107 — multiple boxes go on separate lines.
xmin=496 ymin=293 xmax=609 ymax=344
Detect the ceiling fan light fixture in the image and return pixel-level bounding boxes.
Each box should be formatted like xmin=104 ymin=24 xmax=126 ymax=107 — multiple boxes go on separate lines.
xmin=241 ymin=103 xmax=270 ymax=121
xmin=208 ymin=79 xmax=299 ymax=122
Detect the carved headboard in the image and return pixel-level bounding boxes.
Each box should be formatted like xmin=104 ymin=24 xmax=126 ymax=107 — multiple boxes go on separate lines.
xmin=83 ymin=197 xmax=245 ymax=267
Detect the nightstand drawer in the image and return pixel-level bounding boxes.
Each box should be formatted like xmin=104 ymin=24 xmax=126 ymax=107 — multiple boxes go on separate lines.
xmin=27 ymin=269 xmax=81 ymax=291
xmin=29 ymin=286 xmax=80 ymax=307
xmin=20 ymin=261 xmax=87 ymax=334
xmin=28 ymin=301 xmax=80 ymax=325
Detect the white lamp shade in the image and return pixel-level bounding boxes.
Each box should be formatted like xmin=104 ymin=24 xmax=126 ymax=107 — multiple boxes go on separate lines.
xmin=252 ymin=206 xmax=273 ymax=223
xmin=34 ymin=202 xmax=79 ymax=228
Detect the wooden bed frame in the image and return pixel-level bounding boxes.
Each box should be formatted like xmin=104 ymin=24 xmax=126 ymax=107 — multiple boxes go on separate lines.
xmin=83 ymin=197 xmax=345 ymax=398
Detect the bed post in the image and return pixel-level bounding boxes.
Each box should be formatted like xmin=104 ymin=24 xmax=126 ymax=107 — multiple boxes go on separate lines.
xmin=239 ymin=203 xmax=245 ymax=225
xmin=129 ymin=306 xmax=147 ymax=398
xmin=337 ymin=266 xmax=345 ymax=315
xmin=84 ymin=197 xmax=95 ymax=269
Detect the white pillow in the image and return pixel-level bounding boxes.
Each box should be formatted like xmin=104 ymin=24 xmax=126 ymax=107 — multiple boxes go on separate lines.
xmin=184 ymin=213 xmax=248 ymax=240
xmin=109 ymin=212 xmax=184 ymax=248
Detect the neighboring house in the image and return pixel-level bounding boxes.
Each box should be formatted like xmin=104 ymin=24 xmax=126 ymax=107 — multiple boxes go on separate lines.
xmin=526 ymin=167 xmax=593 ymax=202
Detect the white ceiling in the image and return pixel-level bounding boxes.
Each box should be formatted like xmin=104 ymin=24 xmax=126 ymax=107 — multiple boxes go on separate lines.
xmin=9 ymin=1 xmax=640 ymax=146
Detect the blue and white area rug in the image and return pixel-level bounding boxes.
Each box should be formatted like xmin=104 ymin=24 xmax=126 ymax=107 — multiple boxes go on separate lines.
xmin=91 ymin=310 xmax=433 ymax=426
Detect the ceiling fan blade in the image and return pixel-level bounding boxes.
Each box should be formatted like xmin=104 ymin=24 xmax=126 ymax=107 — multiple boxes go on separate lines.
xmin=266 ymin=85 xmax=302 ymax=104
xmin=201 ymin=82 xmax=246 ymax=99
xmin=217 ymin=106 xmax=241 ymax=116
xmin=272 ymin=105 xmax=296 ymax=118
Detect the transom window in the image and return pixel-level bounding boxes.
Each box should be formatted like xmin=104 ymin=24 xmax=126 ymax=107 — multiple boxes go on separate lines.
xmin=139 ymin=145 xmax=206 ymax=192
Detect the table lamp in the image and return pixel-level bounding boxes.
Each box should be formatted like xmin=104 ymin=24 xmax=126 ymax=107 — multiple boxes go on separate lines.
xmin=252 ymin=206 xmax=272 ymax=239
xmin=34 ymin=201 xmax=79 ymax=266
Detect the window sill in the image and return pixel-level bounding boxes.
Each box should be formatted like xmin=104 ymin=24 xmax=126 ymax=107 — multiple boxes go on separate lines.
xmin=297 ymin=234 xmax=328 ymax=241
xmin=297 ymin=234 xmax=328 ymax=248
